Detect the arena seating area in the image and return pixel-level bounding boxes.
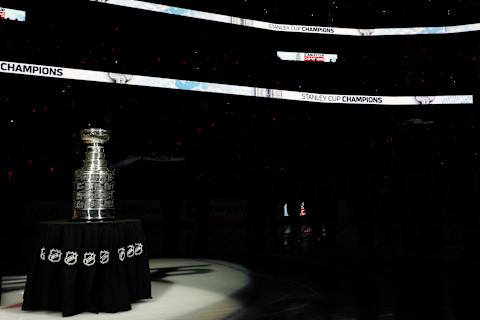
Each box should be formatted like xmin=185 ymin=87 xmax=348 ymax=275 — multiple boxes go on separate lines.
xmin=0 ymin=0 xmax=479 ymax=269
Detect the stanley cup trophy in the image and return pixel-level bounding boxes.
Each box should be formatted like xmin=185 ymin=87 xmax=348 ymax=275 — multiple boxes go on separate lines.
xmin=72 ymin=128 xmax=115 ymax=220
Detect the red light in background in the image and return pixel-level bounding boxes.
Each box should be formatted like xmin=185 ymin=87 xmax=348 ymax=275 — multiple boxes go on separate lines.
xmin=300 ymin=202 xmax=306 ymax=216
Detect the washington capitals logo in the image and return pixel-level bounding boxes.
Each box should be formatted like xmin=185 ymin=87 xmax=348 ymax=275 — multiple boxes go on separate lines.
xmin=48 ymin=249 xmax=62 ymax=263
xmin=83 ymin=252 xmax=96 ymax=266
xmin=134 ymin=243 xmax=143 ymax=256
xmin=64 ymin=251 xmax=78 ymax=266
xmin=100 ymin=250 xmax=110 ymax=264
xmin=118 ymin=247 xmax=126 ymax=261
xmin=127 ymin=244 xmax=135 ymax=258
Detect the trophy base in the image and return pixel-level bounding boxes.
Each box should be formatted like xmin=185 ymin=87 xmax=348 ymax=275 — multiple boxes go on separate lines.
xmin=73 ymin=208 xmax=114 ymax=220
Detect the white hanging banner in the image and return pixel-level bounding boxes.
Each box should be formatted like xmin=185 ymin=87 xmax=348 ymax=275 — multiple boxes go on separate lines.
xmin=89 ymin=0 xmax=480 ymax=36
xmin=0 ymin=60 xmax=473 ymax=105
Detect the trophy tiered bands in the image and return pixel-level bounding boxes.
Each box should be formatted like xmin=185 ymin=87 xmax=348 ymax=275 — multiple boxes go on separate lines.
xmin=72 ymin=128 xmax=115 ymax=220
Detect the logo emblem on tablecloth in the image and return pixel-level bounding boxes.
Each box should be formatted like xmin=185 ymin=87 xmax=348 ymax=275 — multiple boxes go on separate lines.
xmin=118 ymin=247 xmax=126 ymax=261
xmin=127 ymin=244 xmax=135 ymax=258
xmin=83 ymin=252 xmax=96 ymax=266
xmin=359 ymin=29 xmax=375 ymax=36
xmin=40 ymin=247 xmax=46 ymax=261
xmin=48 ymin=249 xmax=62 ymax=263
xmin=134 ymin=243 xmax=143 ymax=256
xmin=100 ymin=250 xmax=110 ymax=264
xmin=108 ymin=72 xmax=133 ymax=84
xmin=64 ymin=251 xmax=78 ymax=266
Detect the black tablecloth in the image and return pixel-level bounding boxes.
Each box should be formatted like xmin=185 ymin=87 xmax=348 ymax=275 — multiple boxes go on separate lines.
xmin=22 ymin=219 xmax=151 ymax=317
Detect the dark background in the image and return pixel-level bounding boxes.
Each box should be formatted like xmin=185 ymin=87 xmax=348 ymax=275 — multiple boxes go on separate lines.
xmin=1 ymin=1 xmax=480 ymax=319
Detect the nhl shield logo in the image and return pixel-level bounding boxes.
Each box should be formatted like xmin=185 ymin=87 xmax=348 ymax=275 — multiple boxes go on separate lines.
xmin=134 ymin=243 xmax=143 ymax=256
xmin=118 ymin=247 xmax=126 ymax=261
xmin=127 ymin=244 xmax=135 ymax=258
xmin=100 ymin=250 xmax=110 ymax=264
xmin=415 ymin=96 xmax=436 ymax=105
xmin=40 ymin=247 xmax=46 ymax=261
xmin=48 ymin=249 xmax=62 ymax=263
xmin=64 ymin=251 xmax=78 ymax=266
xmin=83 ymin=252 xmax=96 ymax=267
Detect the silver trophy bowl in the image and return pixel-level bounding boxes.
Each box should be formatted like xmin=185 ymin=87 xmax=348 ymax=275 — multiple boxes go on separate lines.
xmin=80 ymin=128 xmax=110 ymax=145
xmin=72 ymin=128 xmax=115 ymax=220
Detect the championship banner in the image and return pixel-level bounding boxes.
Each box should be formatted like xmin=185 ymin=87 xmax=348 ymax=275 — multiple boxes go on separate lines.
xmin=277 ymin=51 xmax=338 ymax=62
xmin=0 ymin=7 xmax=26 ymax=21
xmin=89 ymin=0 xmax=480 ymax=36
xmin=0 ymin=61 xmax=473 ymax=105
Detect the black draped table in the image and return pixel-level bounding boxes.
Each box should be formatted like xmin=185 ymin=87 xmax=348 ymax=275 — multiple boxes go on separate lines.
xmin=22 ymin=219 xmax=151 ymax=317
